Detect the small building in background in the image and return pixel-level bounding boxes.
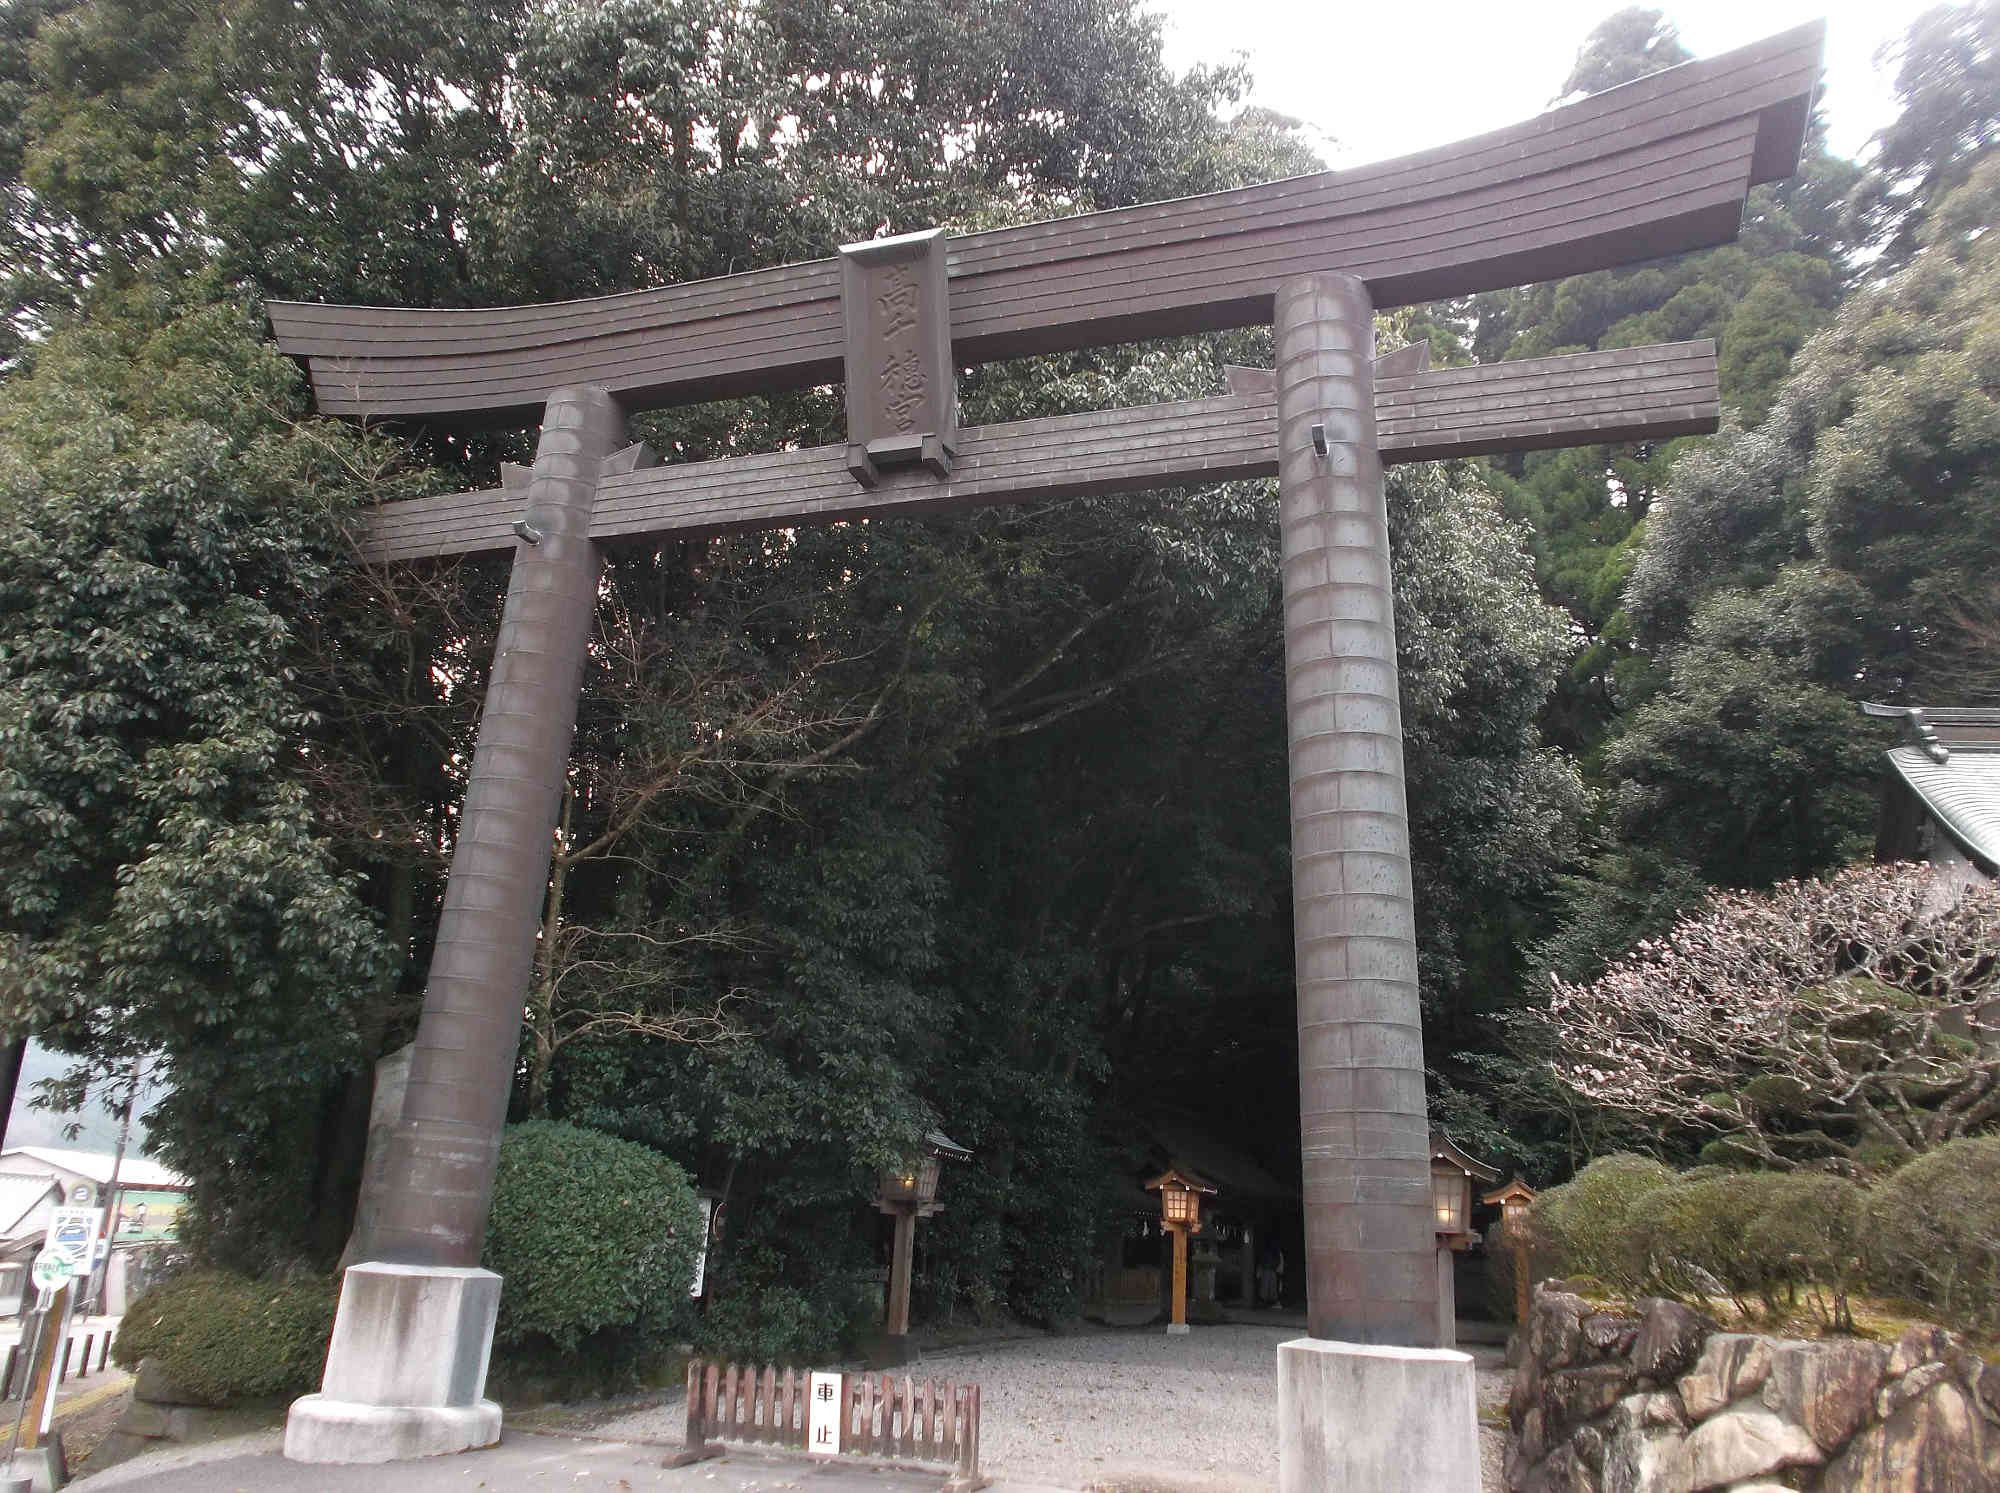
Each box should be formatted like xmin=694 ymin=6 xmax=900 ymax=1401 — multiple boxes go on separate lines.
xmin=0 ymin=1146 xmax=189 ymax=1315
xmin=1864 ymin=704 xmax=1999 ymax=887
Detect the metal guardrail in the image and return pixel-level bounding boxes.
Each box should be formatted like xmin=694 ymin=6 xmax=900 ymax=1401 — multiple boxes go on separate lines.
xmin=1 ymin=1329 xmax=112 ymax=1399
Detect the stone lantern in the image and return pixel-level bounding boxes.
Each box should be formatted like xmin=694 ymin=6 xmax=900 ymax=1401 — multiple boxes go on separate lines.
xmin=872 ymin=1131 xmax=970 ymax=1366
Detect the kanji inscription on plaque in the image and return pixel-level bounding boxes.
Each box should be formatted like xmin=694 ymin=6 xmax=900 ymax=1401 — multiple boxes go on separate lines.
xmin=840 ymin=228 xmax=956 ymax=484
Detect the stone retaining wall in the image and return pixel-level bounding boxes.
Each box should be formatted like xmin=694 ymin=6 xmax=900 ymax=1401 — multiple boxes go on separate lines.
xmin=1507 ymin=1286 xmax=2000 ymax=1491
xmin=93 ymin=1357 xmax=274 ymax=1469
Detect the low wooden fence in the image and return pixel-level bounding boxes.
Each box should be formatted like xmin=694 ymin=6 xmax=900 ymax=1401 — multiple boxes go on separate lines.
xmin=671 ymin=1358 xmax=982 ymax=1489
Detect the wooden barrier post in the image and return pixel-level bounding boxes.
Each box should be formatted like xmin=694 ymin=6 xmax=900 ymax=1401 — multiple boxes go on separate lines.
xmin=662 ymin=1357 xmax=720 ymax=1467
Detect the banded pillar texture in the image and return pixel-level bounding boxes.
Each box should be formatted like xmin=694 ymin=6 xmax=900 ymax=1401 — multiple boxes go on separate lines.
xmin=371 ymin=385 xmax=627 ymax=1267
xmin=1275 ymin=274 xmax=1436 ymax=1346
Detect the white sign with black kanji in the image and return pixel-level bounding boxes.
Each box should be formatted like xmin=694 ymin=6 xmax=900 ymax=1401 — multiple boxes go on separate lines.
xmin=806 ymin=1371 xmax=841 ymax=1456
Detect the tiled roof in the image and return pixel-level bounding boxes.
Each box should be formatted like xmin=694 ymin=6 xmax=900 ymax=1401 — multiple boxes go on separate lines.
xmin=1887 ymin=745 xmax=2000 ymax=872
xmin=1868 ymin=704 xmax=2000 ymax=873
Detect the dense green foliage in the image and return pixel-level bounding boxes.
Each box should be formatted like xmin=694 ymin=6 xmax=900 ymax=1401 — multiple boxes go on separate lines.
xmin=482 ymin=1121 xmax=702 ymax=1380
xmin=0 ymin=296 xmax=396 ymax=1266
xmin=1526 ymin=1153 xmax=1674 ymax=1286
xmin=1532 ymin=1145 xmax=2000 ymax=1337
xmin=111 ymin=1270 xmax=340 ymax=1404
xmin=1439 ymin=5 xmax=2000 ymax=1183
xmin=1863 ymin=1136 xmax=2000 ymax=1334
xmin=1 ymin=0 xmax=1994 ymax=1361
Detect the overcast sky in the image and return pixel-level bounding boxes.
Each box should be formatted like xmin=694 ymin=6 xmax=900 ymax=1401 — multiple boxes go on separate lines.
xmin=1152 ymin=2 xmax=1935 ymax=170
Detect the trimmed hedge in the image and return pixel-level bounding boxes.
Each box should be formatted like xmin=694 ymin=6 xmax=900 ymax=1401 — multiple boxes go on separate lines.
xmin=111 ymin=1123 xmax=705 ymax=1405
xmin=482 ymin=1119 xmax=703 ymax=1365
xmin=1863 ymin=1136 xmax=2000 ymax=1334
xmin=1531 ymin=1143 xmax=1996 ymax=1336
xmin=1528 ymin=1153 xmax=1674 ymax=1288
xmin=111 ymin=1270 xmax=338 ymax=1405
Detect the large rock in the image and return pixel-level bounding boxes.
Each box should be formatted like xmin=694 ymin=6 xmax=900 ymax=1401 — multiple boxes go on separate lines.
xmin=1632 ymin=1299 xmax=1714 ymax=1383
xmin=1978 ymin=1363 xmax=2000 ymax=1425
xmin=1514 ymin=1354 xmax=1543 ymax=1428
xmin=1520 ymin=1441 xmax=1602 ymax=1493
xmin=1601 ymin=1394 xmax=1693 ymax=1493
xmin=1760 ymin=1338 xmax=1891 ymax=1451
xmin=1886 ymin=1326 xmax=1954 ymax=1379
xmin=114 ymin=1400 xmax=196 ymax=1441
xmin=1613 ymin=1392 xmax=1690 ymax=1436
xmin=1674 ymin=1405 xmax=1824 ymax=1491
xmin=1542 ymin=1362 xmax=1641 ymax=1441
xmin=1822 ymin=1378 xmax=1994 ymax=1493
xmin=1507 ymin=1419 xmax=1540 ymax=1489
xmin=1583 ymin=1312 xmax=1642 ymax=1357
xmin=1532 ymin=1291 xmax=1595 ymax=1373
xmin=1677 ymin=1335 xmax=1772 ymax=1421
xmin=1571 ymin=1423 xmax=1607 ymax=1477
xmin=1518 ymin=1406 xmax=1550 ymax=1466
xmin=1877 ymin=1360 xmax=1951 ymax=1422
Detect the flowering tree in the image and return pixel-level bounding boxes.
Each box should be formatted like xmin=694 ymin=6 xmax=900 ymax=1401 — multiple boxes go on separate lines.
xmin=1547 ymin=864 xmax=2000 ymax=1171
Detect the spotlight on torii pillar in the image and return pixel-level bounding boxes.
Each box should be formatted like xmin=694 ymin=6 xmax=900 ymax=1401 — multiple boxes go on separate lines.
xmin=1146 ymin=1167 xmax=1218 ymax=1336
xmin=871 ymin=1130 xmax=971 ymax=1367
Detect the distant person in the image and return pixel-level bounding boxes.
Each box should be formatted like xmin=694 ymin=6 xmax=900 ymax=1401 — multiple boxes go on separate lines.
xmin=1257 ymin=1240 xmax=1281 ymax=1307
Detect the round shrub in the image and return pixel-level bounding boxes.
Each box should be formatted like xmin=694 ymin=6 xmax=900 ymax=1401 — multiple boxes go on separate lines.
xmin=482 ymin=1120 xmax=703 ymax=1357
xmin=1621 ymin=1172 xmax=1792 ymax=1310
xmin=111 ymin=1270 xmax=338 ymax=1405
xmin=1529 ymin=1153 xmax=1675 ymax=1290
xmin=1863 ymin=1136 xmax=2000 ymax=1334
xmin=1741 ymin=1173 xmax=1865 ymax=1329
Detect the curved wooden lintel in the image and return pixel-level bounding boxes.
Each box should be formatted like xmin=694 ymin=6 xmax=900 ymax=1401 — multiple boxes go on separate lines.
xmin=270 ymin=25 xmax=1817 ymax=426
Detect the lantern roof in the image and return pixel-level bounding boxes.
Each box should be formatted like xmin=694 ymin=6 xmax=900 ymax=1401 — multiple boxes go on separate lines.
xmin=1144 ymin=1166 xmax=1218 ymax=1197
xmin=1428 ymin=1131 xmax=1501 ymax=1184
xmin=1481 ymin=1175 xmax=1537 ymax=1207
xmin=924 ymin=1130 xmax=972 ymax=1162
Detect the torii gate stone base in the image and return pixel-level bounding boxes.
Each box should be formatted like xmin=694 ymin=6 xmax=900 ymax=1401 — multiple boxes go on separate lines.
xmin=269 ymin=25 xmax=1820 ymax=1487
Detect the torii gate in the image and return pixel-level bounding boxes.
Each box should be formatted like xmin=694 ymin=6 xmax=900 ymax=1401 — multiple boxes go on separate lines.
xmin=274 ymin=24 xmax=1820 ymax=1486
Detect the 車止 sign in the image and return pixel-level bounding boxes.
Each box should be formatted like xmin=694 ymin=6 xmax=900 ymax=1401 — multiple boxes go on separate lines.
xmin=807 ymin=1372 xmax=842 ymax=1456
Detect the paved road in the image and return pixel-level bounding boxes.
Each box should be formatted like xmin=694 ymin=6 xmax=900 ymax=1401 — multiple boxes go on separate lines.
xmin=70 ymin=1434 xmax=1070 ymax=1492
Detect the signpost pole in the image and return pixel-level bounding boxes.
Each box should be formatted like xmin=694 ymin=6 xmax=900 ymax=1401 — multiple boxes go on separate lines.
xmin=6 ymin=1266 xmax=74 ymax=1493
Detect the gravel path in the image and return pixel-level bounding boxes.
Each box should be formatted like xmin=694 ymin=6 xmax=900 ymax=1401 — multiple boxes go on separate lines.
xmin=916 ymin=1326 xmax=1514 ymax=1492
xmin=64 ymin=1328 xmax=1516 ymax=1491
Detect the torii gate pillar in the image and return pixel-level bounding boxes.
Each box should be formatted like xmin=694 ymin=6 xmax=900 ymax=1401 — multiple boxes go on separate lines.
xmin=288 ymin=385 xmax=629 ymax=1465
xmin=1272 ymin=274 xmax=1479 ymax=1489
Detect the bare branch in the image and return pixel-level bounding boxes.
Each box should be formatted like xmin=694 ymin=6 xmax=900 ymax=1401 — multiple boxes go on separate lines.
xmin=1546 ymin=863 xmax=2000 ymax=1167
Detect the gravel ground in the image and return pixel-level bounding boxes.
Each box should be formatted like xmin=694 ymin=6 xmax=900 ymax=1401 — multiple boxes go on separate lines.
xmin=66 ymin=1327 xmax=1516 ymax=1492
xmin=910 ymin=1325 xmax=1513 ymax=1492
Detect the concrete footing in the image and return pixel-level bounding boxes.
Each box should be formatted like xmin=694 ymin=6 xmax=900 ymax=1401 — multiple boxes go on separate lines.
xmin=283 ymin=1262 xmax=503 ymax=1464
xmin=1277 ymin=1338 xmax=1478 ymax=1492
xmin=1 ymin=1439 xmax=67 ymax=1492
